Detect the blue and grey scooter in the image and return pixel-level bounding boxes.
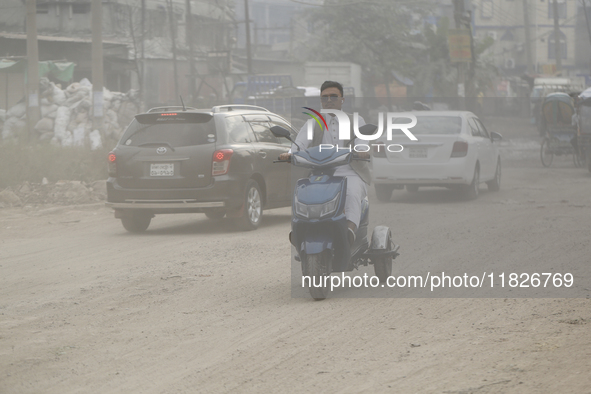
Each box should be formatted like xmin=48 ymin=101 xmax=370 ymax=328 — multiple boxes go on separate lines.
xmin=271 ymin=125 xmax=400 ymax=300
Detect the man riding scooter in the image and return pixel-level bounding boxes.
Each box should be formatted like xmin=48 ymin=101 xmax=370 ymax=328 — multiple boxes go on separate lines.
xmin=279 ymin=80 xmax=371 ymax=245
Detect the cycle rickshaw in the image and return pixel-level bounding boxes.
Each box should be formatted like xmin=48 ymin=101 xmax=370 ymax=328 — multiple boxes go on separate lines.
xmin=576 ymin=90 xmax=591 ymax=172
xmin=539 ymin=93 xmax=579 ymax=167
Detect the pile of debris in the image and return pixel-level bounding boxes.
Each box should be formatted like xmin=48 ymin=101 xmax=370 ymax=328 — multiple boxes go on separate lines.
xmin=0 ymin=179 xmax=107 ymax=208
xmin=1 ymin=77 xmax=138 ymax=149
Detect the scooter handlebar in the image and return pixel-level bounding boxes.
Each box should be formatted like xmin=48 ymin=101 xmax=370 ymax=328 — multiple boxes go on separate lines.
xmin=352 ymin=157 xmax=371 ymax=162
xmin=273 ymin=157 xmax=291 ymax=163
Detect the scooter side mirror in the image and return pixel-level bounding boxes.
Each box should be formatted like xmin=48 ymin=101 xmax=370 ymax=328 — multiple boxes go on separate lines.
xmin=358 ymin=123 xmax=378 ymax=136
xmin=270 ymin=125 xmax=293 ymax=141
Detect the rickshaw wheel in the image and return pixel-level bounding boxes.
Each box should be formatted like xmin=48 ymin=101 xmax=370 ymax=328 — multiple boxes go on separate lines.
xmin=574 ymin=149 xmax=584 ymax=168
xmin=540 ymin=139 xmax=554 ymax=167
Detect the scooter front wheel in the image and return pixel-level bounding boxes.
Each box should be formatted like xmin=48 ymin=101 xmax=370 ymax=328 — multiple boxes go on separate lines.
xmin=373 ymin=233 xmax=393 ymax=283
xmin=305 ymin=252 xmax=332 ymax=301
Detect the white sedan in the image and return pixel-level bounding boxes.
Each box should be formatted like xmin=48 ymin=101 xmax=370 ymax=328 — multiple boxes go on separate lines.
xmin=370 ymin=111 xmax=502 ymax=201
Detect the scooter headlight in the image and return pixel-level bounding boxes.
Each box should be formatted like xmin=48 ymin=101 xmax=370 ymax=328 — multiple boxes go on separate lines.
xmin=294 ymin=193 xmax=340 ymax=219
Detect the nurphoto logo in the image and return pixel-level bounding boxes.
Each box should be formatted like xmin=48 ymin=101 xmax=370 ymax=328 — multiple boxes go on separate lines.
xmin=302 ymin=108 xmax=418 ymax=153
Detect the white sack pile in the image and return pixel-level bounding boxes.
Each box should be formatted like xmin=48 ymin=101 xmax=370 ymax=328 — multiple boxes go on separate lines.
xmin=0 ymin=179 xmax=107 ymax=208
xmin=1 ymin=77 xmax=138 ymax=149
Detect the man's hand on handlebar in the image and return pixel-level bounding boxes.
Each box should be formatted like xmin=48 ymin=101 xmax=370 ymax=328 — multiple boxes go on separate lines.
xmin=278 ymin=153 xmax=291 ymax=162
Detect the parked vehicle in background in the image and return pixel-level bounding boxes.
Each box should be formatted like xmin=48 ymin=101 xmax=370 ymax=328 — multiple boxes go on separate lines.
xmin=231 ymin=75 xmax=294 ymax=101
xmin=531 ymin=77 xmax=586 ymax=132
xmin=106 ymin=105 xmax=297 ymax=233
xmin=371 ymin=111 xmax=502 ymax=202
xmin=538 ymin=93 xmax=579 ymax=167
xmin=575 ymin=88 xmax=591 ymax=172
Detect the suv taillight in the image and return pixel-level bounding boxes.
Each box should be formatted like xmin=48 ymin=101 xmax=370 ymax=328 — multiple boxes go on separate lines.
xmin=451 ymin=141 xmax=468 ymax=158
xmin=108 ymin=151 xmax=117 ymax=176
xmin=372 ymin=143 xmax=387 ymax=158
xmin=212 ymin=149 xmax=233 ymax=176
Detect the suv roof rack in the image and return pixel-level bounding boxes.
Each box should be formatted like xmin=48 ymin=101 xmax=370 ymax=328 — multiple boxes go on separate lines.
xmin=147 ymin=106 xmax=199 ymax=113
xmin=212 ymin=105 xmax=270 ymax=113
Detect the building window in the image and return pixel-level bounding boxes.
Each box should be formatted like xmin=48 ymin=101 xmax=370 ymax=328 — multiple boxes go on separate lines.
xmin=36 ymin=3 xmax=49 ymax=14
xmin=481 ymin=0 xmax=494 ymax=19
xmin=548 ymin=30 xmax=567 ymax=59
xmin=72 ymin=4 xmax=90 ymax=14
xmin=548 ymin=0 xmax=566 ymax=19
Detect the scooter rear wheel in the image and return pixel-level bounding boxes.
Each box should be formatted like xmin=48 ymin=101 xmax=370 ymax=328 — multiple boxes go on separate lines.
xmin=305 ymin=252 xmax=331 ymax=301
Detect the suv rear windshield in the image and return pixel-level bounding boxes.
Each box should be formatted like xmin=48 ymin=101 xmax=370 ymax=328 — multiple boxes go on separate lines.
xmin=121 ymin=113 xmax=216 ymax=147
xmin=392 ymin=116 xmax=462 ymax=135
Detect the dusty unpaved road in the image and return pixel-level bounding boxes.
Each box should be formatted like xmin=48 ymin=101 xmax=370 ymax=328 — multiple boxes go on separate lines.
xmin=1 ymin=119 xmax=591 ymax=393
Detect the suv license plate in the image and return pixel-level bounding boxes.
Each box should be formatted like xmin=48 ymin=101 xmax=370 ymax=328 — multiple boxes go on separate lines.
xmin=409 ymin=148 xmax=427 ymax=158
xmin=150 ymin=163 xmax=174 ymax=176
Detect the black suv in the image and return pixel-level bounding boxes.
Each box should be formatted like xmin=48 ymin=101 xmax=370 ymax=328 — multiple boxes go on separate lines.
xmin=106 ymin=105 xmax=297 ymax=232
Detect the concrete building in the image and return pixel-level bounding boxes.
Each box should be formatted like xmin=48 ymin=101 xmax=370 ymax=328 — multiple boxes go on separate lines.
xmin=0 ymin=0 xmax=235 ymax=109
xmin=473 ymin=0 xmax=583 ymax=77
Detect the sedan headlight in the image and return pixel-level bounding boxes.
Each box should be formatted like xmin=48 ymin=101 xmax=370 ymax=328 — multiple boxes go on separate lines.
xmin=294 ymin=193 xmax=340 ymax=219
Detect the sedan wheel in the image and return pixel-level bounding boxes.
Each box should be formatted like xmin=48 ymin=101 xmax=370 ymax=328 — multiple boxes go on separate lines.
xmin=463 ymin=166 xmax=479 ymax=200
xmin=486 ymin=160 xmax=501 ymax=192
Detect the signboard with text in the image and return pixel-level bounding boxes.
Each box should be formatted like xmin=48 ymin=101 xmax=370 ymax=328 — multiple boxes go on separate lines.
xmin=448 ymin=29 xmax=472 ymax=63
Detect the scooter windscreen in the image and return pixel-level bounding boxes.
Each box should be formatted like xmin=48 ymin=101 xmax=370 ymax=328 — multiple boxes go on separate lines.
xmin=292 ymin=146 xmax=352 ymax=169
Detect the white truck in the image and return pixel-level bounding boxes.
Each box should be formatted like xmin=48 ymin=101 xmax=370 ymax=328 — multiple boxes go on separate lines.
xmin=304 ymin=62 xmax=362 ymax=97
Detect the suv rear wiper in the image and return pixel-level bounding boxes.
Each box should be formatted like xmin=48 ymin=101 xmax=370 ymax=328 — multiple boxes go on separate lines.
xmin=137 ymin=142 xmax=176 ymax=151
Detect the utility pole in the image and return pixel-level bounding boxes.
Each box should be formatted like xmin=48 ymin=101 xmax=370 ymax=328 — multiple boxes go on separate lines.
xmin=91 ymin=0 xmax=104 ymax=138
xmin=25 ymin=0 xmax=40 ymax=142
xmin=466 ymin=10 xmax=476 ymax=98
xmin=186 ymin=0 xmax=196 ymax=106
xmin=522 ymin=0 xmax=534 ymax=74
xmin=582 ymin=0 xmax=591 ymax=76
xmin=552 ymin=0 xmax=562 ymax=74
xmin=453 ymin=0 xmax=466 ymax=109
xmin=140 ymin=0 xmax=146 ymax=111
xmin=167 ymin=0 xmax=179 ymax=102
xmin=289 ymin=17 xmax=294 ymax=57
xmin=244 ymin=0 xmax=253 ymax=74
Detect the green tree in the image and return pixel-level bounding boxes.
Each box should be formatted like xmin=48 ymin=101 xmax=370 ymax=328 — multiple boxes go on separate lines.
xmin=303 ymin=0 xmax=419 ymax=99
xmin=411 ymin=17 xmax=457 ymax=97
xmin=410 ymin=17 xmax=496 ymax=98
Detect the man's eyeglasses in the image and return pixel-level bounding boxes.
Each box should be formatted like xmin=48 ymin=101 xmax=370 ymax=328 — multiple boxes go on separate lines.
xmin=321 ymin=94 xmax=341 ymax=102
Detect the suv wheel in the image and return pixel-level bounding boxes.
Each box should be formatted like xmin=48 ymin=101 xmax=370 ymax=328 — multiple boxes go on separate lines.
xmin=121 ymin=213 xmax=152 ymax=233
xmin=235 ymin=180 xmax=263 ymax=231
